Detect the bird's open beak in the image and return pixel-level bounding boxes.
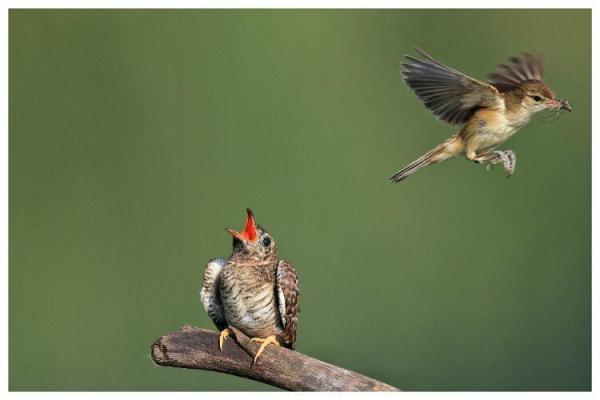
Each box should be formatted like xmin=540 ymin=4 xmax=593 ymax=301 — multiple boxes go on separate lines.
xmin=226 ymin=208 xmax=258 ymax=242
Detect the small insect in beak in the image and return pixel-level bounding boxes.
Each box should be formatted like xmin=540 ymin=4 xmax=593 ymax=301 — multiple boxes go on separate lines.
xmin=559 ymin=99 xmax=573 ymax=112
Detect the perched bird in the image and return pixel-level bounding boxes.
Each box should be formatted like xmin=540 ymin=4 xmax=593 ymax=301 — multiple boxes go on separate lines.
xmin=200 ymin=208 xmax=300 ymax=364
xmin=389 ymin=49 xmax=572 ymax=182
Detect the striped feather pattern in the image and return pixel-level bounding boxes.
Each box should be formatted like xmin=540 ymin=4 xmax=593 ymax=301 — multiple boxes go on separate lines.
xmin=200 ymin=258 xmax=227 ymax=331
xmin=219 ymin=261 xmax=284 ymax=340
xmin=276 ymin=260 xmax=300 ymax=349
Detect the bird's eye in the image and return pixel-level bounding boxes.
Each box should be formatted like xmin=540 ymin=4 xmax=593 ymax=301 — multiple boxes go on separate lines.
xmin=531 ymin=95 xmax=543 ymax=102
xmin=262 ymin=237 xmax=271 ymax=247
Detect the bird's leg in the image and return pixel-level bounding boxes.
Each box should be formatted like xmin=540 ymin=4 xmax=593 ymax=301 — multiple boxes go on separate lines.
xmin=249 ymin=335 xmax=280 ymax=364
xmin=219 ymin=327 xmax=235 ymax=350
xmin=473 ymin=150 xmax=517 ymax=176
xmin=474 ymin=150 xmax=506 ymax=165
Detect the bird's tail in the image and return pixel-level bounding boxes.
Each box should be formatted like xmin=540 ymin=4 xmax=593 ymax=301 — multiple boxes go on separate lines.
xmin=389 ymin=135 xmax=463 ymax=183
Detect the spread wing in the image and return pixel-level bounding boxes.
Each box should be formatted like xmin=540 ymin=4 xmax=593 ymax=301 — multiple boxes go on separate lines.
xmin=276 ymin=260 xmax=300 ymax=349
xmin=487 ymin=52 xmax=544 ymax=92
xmin=402 ymin=48 xmax=502 ymax=126
xmin=200 ymin=258 xmax=227 ymax=331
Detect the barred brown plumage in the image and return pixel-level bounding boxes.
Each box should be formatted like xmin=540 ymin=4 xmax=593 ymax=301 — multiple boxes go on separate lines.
xmin=200 ymin=208 xmax=300 ymax=364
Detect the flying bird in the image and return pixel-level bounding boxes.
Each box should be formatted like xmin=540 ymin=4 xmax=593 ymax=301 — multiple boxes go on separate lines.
xmin=200 ymin=209 xmax=300 ymax=364
xmin=389 ymin=49 xmax=572 ymax=182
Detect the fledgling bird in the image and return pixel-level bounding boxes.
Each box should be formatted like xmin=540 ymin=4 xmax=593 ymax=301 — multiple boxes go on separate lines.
xmin=389 ymin=49 xmax=572 ymax=182
xmin=200 ymin=209 xmax=300 ymax=364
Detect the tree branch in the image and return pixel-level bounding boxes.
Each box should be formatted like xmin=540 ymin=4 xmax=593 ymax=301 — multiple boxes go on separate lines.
xmin=151 ymin=325 xmax=399 ymax=391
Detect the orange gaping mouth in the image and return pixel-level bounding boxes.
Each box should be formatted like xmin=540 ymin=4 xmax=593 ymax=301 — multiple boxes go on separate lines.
xmin=226 ymin=208 xmax=258 ymax=242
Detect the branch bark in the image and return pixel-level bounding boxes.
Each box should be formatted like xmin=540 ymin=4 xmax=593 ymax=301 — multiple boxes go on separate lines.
xmin=151 ymin=325 xmax=399 ymax=391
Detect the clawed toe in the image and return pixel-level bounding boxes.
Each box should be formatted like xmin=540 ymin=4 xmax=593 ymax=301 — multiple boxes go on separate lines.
xmin=493 ymin=150 xmax=509 ymax=167
xmin=503 ymin=150 xmax=517 ymax=177
xmin=249 ymin=335 xmax=280 ymax=364
xmin=219 ymin=328 xmax=234 ymax=350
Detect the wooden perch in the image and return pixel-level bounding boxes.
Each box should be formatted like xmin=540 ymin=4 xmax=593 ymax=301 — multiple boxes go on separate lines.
xmin=151 ymin=325 xmax=399 ymax=391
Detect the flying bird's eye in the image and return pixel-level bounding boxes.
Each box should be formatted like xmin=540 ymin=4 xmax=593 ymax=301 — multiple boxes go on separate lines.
xmin=262 ymin=237 xmax=271 ymax=247
xmin=531 ymin=95 xmax=543 ymax=102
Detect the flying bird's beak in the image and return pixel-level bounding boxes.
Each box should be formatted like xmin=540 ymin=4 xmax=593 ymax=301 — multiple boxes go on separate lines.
xmin=226 ymin=208 xmax=258 ymax=242
xmin=548 ymin=98 xmax=572 ymax=112
xmin=546 ymin=98 xmax=562 ymax=109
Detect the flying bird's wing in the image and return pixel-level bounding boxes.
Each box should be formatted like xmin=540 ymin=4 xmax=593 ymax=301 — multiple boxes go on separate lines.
xmin=200 ymin=258 xmax=227 ymax=331
xmin=402 ymin=48 xmax=502 ymax=126
xmin=276 ymin=260 xmax=300 ymax=349
xmin=487 ymin=53 xmax=544 ymax=93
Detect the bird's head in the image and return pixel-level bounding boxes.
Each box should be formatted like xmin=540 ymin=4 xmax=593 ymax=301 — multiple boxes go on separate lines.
xmin=487 ymin=53 xmax=572 ymax=116
xmin=513 ymin=81 xmax=572 ymax=114
xmin=227 ymin=208 xmax=277 ymax=260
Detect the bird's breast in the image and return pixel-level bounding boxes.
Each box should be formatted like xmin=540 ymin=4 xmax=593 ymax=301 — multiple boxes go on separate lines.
xmin=218 ymin=262 xmax=282 ymax=338
xmin=463 ymin=109 xmax=525 ymax=151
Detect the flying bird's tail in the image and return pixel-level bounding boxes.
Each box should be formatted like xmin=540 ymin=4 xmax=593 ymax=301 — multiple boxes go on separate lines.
xmin=389 ymin=135 xmax=463 ymax=183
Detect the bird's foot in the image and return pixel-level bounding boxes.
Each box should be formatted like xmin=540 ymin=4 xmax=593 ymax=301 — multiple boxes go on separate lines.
xmin=219 ymin=328 xmax=234 ymax=351
xmin=481 ymin=150 xmax=516 ymax=176
xmin=249 ymin=335 xmax=280 ymax=364
xmin=503 ymin=150 xmax=516 ymax=177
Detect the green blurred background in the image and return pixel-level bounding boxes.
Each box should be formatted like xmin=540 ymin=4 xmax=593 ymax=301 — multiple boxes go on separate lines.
xmin=9 ymin=9 xmax=590 ymax=391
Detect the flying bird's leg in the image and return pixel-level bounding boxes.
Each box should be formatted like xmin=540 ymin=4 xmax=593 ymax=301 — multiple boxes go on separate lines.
xmin=473 ymin=150 xmax=516 ymax=176
xmin=471 ymin=150 xmax=501 ymax=166
xmin=219 ymin=327 xmax=235 ymax=350
xmin=249 ymin=335 xmax=280 ymax=364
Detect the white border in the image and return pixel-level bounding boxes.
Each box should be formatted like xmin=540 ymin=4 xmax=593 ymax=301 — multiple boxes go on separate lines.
xmin=2 ymin=3 xmax=596 ymax=399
